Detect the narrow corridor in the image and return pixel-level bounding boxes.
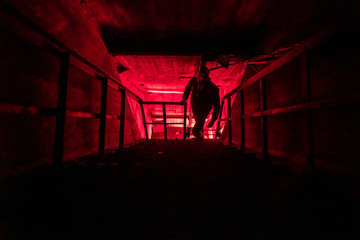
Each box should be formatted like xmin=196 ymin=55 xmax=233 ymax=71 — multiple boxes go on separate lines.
xmin=1 ymin=140 xmax=359 ymax=239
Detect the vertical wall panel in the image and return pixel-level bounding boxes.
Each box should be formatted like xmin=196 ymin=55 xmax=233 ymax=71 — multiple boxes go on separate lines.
xmin=105 ymin=87 xmax=121 ymax=150
xmin=243 ymin=77 xmax=261 ymax=152
xmin=231 ymin=92 xmax=242 ymax=147
xmin=0 ymin=28 xmax=59 ymax=108
xmin=66 ymin=65 xmax=101 ymax=113
xmin=124 ymin=97 xmax=143 ymax=146
xmin=0 ymin=114 xmax=56 ymax=175
xmin=307 ymin=26 xmax=360 ymax=172
xmin=63 ymin=117 xmax=99 ymax=161
xmin=265 ymin=58 xmax=302 ymax=109
xmin=244 ymin=118 xmax=262 ymax=153
xmin=267 ymin=113 xmax=307 ymax=165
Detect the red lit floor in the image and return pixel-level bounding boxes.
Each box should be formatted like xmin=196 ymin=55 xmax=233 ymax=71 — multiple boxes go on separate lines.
xmin=0 ymin=140 xmax=359 ymax=239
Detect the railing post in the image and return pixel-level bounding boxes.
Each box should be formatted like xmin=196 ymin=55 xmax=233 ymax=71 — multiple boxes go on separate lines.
xmin=259 ymin=78 xmax=268 ymax=158
xmin=183 ymin=102 xmax=187 ymax=140
xmin=163 ymin=103 xmax=167 ymax=140
xmin=119 ymin=89 xmax=126 ymax=149
xmin=227 ymin=97 xmax=232 ymax=145
xmin=240 ymin=90 xmax=245 ymax=150
xmin=215 ymin=101 xmax=224 ymax=139
xmin=54 ymin=52 xmax=69 ymax=171
xmin=139 ymin=101 xmax=148 ymax=140
xmin=98 ymin=76 xmax=108 ymax=156
xmin=300 ymin=53 xmax=314 ymax=169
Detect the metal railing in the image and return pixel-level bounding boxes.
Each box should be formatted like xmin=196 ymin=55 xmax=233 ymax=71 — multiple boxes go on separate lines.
xmin=0 ymin=2 xmax=143 ymax=170
xmin=139 ymin=101 xmax=187 ymax=140
xmin=214 ymin=14 xmax=359 ymax=166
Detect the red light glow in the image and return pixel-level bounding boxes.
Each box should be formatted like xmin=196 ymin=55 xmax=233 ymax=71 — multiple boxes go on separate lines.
xmin=148 ymin=90 xmax=183 ymax=94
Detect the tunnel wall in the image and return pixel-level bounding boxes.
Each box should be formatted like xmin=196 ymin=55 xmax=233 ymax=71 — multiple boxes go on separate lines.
xmin=0 ymin=4 xmax=143 ymax=176
xmin=229 ymin=23 xmax=359 ymax=173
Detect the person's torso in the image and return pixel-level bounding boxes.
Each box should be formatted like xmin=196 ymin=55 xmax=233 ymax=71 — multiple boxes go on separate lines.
xmin=190 ymin=80 xmax=218 ymax=111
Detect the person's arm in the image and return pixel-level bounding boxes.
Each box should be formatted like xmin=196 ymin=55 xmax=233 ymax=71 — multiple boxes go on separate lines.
xmin=181 ymin=77 xmax=195 ymax=102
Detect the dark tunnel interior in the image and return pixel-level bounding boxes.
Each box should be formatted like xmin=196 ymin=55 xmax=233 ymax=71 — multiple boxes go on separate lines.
xmin=0 ymin=0 xmax=359 ymax=239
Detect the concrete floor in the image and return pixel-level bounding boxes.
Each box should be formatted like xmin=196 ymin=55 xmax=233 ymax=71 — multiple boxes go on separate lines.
xmin=0 ymin=140 xmax=359 ymax=239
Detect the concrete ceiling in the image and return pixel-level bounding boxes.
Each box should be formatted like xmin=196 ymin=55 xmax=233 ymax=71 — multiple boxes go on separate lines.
xmin=91 ymin=0 xmax=357 ymax=55
xmin=3 ymin=0 xmax=357 ymax=96
xmin=114 ymin=55 xmax=253 ymax=94
xmin=93 ymin=0 xmax=357 ymax=95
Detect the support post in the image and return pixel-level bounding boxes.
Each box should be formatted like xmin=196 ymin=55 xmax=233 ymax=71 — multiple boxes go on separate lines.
xmin=98 ymin=77 xmax=108 ymax=156
xmin=119 ymin=89 xmax=126 ymax=149
xmin=259 ymin=78 xmax=268 ymax=157
xmin=163 ymin=103 xmax=167 ymax=140
xmin=300 ymin=53 xmax=314 ymax=168
xmin=215 ymin=101 xmax=224 ymax=139
xmin=240 ymin=90 xmax=245 ymax=150
xmin=140 ymin=101 xmax=148 ymax=140
xmin=227 ymin=97 xmax=232 ymax=145
xmin=183 ymin=102 xmax=187 ymax=140
xmin=54 ymin=52 xmax=69 ymax=171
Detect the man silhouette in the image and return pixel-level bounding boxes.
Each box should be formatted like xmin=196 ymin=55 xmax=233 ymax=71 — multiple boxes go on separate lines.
xmin=181 ymin=65 xmax=220 ymax=140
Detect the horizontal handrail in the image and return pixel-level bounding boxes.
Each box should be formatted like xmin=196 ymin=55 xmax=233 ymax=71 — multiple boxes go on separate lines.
xmin=0 ymin=102 xmax=124 ymax=120
xmin=151 ymin=114 xmax=189 ymax=118
xmin=146 ymin=122 xmax=186 ymax=125
xmin=66 ymin=111 xmax=122 ymax=120
xmin=140 ymin=101 xmax=185 ymax=105
xmin=0 ymin=103 xmax=57 ymax=116
xmin=218 ymin=94 xmax=359 ymax=121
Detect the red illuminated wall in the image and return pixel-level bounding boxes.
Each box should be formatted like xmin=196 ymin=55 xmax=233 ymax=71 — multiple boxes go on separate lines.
xmin=0 ymin=4 xmax=144 ymax=176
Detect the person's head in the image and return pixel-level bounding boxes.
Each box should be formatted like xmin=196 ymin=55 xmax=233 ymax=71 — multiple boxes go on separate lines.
xmin=197 ymin=66 xmax=210 ymax=84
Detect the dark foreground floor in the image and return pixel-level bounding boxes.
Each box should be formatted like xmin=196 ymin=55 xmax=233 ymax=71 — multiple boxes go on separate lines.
xmin=0 ymin=140 xmax=359 ymax=239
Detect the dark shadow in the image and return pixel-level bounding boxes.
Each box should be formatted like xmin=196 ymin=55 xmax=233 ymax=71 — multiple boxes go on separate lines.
xmin=100 ymin=24 xmax=264 ymax=56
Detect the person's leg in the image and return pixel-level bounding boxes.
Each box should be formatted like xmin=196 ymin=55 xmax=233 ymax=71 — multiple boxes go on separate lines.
xmin=192 ymin=114 xmax=206 ymax=140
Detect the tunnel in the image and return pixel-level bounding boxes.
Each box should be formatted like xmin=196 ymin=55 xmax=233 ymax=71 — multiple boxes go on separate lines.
xmin=0 ymin=0 xmax=359 ymax=239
